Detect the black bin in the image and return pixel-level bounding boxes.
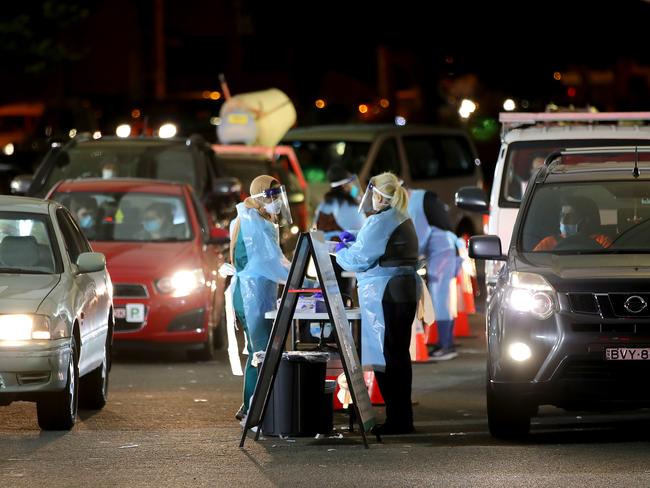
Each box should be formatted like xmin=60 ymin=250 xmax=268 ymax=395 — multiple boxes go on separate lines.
xmin=262 ymin=351 xmax=332 ymax=436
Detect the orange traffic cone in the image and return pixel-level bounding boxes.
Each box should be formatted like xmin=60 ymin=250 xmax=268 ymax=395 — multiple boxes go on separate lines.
xmin=364 ymin=370 xmax=385 ymax=405
xmin=425 ymin=322 xmax=439 ymax=345
xmin=411 ymin=318 xmax=434 ymax=363
xmin=453 ymin=311 xmax=471 ymax=338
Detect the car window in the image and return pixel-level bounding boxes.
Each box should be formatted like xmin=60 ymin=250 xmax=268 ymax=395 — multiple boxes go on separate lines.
xmin=35 ymin=141 xmax=199 ymax=196
xmin=405 ymin=135 xmax=474 ymax=180
xmin=290 ymin=140 xmax=371 ymax=184
xmin=0 ymin=211 xmax=59 ymax=273
xmin=53 ymin=191 xmax=192 ymax=243
xmin=369 ymin=139 xmax=400 ymax=176
xmin=501 ymin=139 xmax=650 ymax=206
xmin=56 ymin=209 xmax=87 ymax=264
xmin=520 ymin=181 xmax=648 ymax=253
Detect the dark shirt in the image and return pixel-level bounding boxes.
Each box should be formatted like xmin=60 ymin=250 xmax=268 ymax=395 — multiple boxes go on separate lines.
xmin=423 ymin=191 xmax=452 ymax=231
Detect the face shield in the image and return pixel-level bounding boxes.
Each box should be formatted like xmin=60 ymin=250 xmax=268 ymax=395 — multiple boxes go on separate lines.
xmin=251 ymin=185 xmax=293 ymax=225
xmin=358 ymin=181 xmax=392 ymax=214
xmin=330 ymin=175 xmax=362 ymax=202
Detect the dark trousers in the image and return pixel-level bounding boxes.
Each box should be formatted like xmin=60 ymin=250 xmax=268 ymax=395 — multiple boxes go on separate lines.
xmin=374 ymin=299 xmax=416 ymax=428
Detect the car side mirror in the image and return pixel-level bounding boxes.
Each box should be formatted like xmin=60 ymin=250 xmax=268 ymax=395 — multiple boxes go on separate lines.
xmin=469 ymin=235 xmax=506 ymax=260
xmin=208 ymin=226 xmax=230 ymax=245
xmin=455 ymin=186 xmax=489 ymax=214
xmin=10 ymin=175 xmax=33 ymax=195
xmin=76 ymin=252 xmax=106 ymax=273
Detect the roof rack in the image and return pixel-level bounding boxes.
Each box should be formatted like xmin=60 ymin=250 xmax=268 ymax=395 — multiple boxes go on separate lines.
xmin=499 ymin=112 xmax=650 ymax=138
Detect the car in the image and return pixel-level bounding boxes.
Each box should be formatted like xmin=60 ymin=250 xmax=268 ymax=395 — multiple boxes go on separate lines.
xmin=212 ymin=143 xmax=309 ymax=254
xmin=47 ymin=178 xmax=227 ymax=360
xmin=12 ymin=134 xmax=241 ymax=234
xmin=456 ymin=111 xmax=650 ymax=297
xmin=0 ymin=195 xmax=112 ymax=430
xmin=282 ymin=123 xmax=484 ymax=237
xmin=469 ymin=146 xmax=650 ymax=438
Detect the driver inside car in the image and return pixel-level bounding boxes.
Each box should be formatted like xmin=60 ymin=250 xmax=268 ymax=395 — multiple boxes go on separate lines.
xmin=533 ymin=196 xmax=612 ymax=251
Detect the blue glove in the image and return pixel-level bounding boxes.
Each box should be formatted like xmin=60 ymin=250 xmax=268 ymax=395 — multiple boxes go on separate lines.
xmin=313 ymin=292 xmax=323 ymax=299
xmin=338 ymin=231 xmax=356 ymax=243
xmin=335 ymin=241 xmax=347 ymax=253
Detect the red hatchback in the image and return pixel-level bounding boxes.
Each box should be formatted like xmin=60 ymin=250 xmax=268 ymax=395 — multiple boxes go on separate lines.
xmin=47 ymin=178 xmax=227 ymax=360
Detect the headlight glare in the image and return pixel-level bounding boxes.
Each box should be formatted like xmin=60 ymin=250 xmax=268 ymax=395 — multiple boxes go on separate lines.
xmin=508 ymin=342 xmax=532 ymax=362
xmin=507 ymin=272 xmax=555 ymax=319
xmin=0 ymin=315 xmax=51 ymax=341
xmin=156 ymin=269 xmax=204 ymax=297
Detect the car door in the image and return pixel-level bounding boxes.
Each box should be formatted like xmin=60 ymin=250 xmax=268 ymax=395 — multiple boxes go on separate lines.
xmin=55 ymin=208 xmax=107 ymax=375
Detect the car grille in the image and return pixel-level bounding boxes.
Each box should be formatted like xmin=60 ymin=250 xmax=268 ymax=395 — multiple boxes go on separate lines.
xmin=568 ymin=292 xmax=650 ymax=318
xmin=114 ymin=283 xmax=148 ymax=298
xmin=570 ymin=323 xmax=645 ymax=333
xmin=115 ymin=318 xmax=144 ymax=332
xmin=560 ymin=358 xmax=650 ymax=381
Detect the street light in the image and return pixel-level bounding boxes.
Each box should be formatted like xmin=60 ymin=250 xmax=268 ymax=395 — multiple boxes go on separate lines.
xmin=459 ymin=99 xmax=477 ymax=119
xmin=503 ymin=99 xmax=516 ymax=111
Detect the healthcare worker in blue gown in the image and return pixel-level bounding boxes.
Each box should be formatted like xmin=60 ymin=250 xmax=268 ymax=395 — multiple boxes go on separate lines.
xmin=336 ymin=172 xmax=421 ymax=435
xmin=407 ymin=189 xmax=460 ymax=361
xmin=230 ymin=175 xmax=293 ymax=422
xmin=313 ymin=164 xmax=366 ymax=240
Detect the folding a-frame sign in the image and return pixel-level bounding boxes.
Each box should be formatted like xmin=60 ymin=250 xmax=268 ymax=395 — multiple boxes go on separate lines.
xmin=240 ymin=230 xmax=375 ymax=449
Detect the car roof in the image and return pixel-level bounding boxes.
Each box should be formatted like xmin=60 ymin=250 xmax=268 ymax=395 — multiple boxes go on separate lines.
xmin=0 ymin=195 xmax=54 ymax=214
xmin=283 ymin=124 xmax=469 ymax=143
xmin=504 ymin=125 xmax=650 ymax=143
xmin=52 ymin=178 xmax=188 ymax=195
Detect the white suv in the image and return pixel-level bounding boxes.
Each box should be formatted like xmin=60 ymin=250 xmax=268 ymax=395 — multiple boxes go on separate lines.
xmin=456 ymin=111 xmax=650 ymax=296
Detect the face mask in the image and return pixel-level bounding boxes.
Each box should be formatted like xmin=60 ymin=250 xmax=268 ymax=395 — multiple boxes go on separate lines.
xmin=264 ymin=200 xmax=283 ymax=215
xmin=349 ymin=186 xmax=359 ymax=199
xmin=560 ymin=223 xmax=578 ymax=236
xmin=144 ymin=219 xmax=162 ymax=233
xmin=102 ymin=169 xmax=114 ymax=179
xmin=79 ymin=214 xmax=93 ymax=229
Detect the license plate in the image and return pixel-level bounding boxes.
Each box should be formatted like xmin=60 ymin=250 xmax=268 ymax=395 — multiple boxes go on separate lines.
xmin=115 ymin=304 xmax=145 ymax=323
xmin=605 ymin=347 xmax=650 ymax=360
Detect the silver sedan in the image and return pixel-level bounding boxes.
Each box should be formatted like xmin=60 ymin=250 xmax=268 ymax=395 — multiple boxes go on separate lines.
xmin=0 ymin=196 xmax=113 ymax=430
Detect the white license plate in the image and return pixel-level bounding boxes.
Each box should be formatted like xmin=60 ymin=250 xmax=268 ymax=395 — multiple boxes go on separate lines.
xmin=115 ymin=304 xmax=145 ymax=323
xmin=605 ymin=347 xmax=650 ymax=360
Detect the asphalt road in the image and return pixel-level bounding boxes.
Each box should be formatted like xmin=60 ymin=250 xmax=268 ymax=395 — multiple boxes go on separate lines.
xmin=2 ymin=314 xmax=650 ymax=487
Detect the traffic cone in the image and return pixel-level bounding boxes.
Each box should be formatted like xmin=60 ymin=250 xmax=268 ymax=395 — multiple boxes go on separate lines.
xmin=364 ymin=370 xmax=384 ymax=405
xmin=411 ymin=317 xmax=434 ymax=363
xmin=453 ymin=311 xmax=471 ymax=338
xmin=425 ymin=322 xmax=439 ymax=345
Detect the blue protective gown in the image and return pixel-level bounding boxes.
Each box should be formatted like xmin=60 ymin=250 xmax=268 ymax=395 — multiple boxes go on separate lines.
xmin=231 ymin=203 xmax=290 ymax=412
xmin=313 ymin=199 xmax=366 ymax=240
xmin=408 ymin=190 xmax=459 ymax=322
xmin=336 ymin=206 xmax=420 ymax=370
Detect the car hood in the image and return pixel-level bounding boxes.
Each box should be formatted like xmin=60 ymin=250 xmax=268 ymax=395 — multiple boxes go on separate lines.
xmin=516 ymin=252 xmax=650 ymax=292
xmin=91 ymin=241 xmax=200 ymax=279
xmin=0 ymin=274 xmax=60 ymax=313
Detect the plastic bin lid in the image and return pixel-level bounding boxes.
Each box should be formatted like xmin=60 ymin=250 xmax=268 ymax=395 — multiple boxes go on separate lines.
xmin=283 ymin=351 xmax=330 ymax=363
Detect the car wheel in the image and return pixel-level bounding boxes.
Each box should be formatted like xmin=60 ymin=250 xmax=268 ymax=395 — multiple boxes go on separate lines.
xmin=79 ymin=342 xmax=109 ymax=410
xmin=188 ymin=326 xmax=215 ymax=361
xmin=37 ymin=336 xmax=79 ymax=430
xmin=486 ymin=370 xmax=531 ymax=439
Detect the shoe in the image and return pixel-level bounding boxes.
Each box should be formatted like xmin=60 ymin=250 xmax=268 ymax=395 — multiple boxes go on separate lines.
xmin=430 ymin=348 xmax=458 ymax=361
xmin=427 ymin=344 xmax=441 ymax=356
xmin=235 ymin=404 xmax=246 ymax=421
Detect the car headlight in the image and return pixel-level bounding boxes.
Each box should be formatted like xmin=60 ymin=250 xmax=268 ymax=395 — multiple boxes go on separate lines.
xmin=0 ymin=315 xmax=51 ymax=341
xmin=156 ymin=269 xmax=205 ymax=297
xmin=2 ymin=143 xmax=14 ymax=156
xmin=507 ymin=271 xmax=555 ymax=319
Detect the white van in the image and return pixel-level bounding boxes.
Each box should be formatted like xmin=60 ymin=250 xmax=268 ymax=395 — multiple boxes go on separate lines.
xmin=456 ymin=111 xmax=650 ymax=295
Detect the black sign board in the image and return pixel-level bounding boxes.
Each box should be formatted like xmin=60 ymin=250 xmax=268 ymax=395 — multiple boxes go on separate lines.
xmin=240 ymin=231 xmax=375 ymax=448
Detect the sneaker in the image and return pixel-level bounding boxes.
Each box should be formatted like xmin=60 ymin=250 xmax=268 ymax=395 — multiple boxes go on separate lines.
xmin=430 ymin=348 xmax=458 ymax=361
xmin=235 ymin=404 xmax=246 ymax=421
xmin=427 ymin=344 xmax=441 ymax=356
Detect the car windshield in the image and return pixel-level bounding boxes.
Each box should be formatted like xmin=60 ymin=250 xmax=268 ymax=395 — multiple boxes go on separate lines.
xmin=502 ymin=139 xmax=650 ymax=204
xmin=41 ymin=141 xmax=198 ymax=192
xmin=288 ymin=140 xmax=370 ymax=184
xmin=51 ymin=191 xmax=193 ymax=242
xmin=520 ymin=180 xmax=650 ymax=254
xmin=0 ymin=212 xmax=57 ymax=274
